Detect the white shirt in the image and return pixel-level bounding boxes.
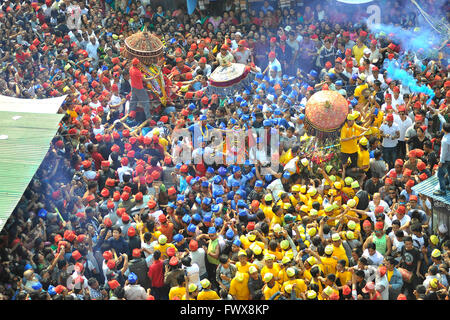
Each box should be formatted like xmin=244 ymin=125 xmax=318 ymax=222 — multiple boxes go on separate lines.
xmin=267 ymin=179 xmax=285 ymax=201
xmin=268 ymin=58 xmax=282 ymax=74
xmin=394 ymin=116 xmax=413 ymax=142
xmin=117 ymin=165 xmax=133 ymax=182
xmin=368 ymin=200 xmax=390 ymax=214
xmin=391 ymin=95 xmax=404 ymax=110
xmin=190 ymin=249 xmax=207 ymax=276
xmin=183 ymin=263 xmax=200 ymax=287
xmin=379 ymin=123 xmax=400 ymax=148
xmin=362 ymin=249 xmax=384 ymax=266
xmin=392 ymin=214 xmax=411 ymax=227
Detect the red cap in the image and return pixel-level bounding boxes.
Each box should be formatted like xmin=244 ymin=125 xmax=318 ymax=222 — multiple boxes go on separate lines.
xmin=122 ymin=213 xmax=130 ymax=222
xmin=375 ymin=206 xmax=384 ymax=214
xmin=158 ymin=214 xmax=167 ymax=223
xmin=132 ymin=248 xmax=141 ymax=258
xmin=121 ymin=192 xmax=130 ymax=202
xmin=363 ymin=220 xmax=372 ymax=227
xmin=247 ymin=222 xmax=255 ymax=231
xmin=375 ymin=222 xmax=384 ymax=230
xmin=72 ymin=250 xmax=82 ymax=261
xmin=108 ymin=280 xmax=120 ymax=290
xmin=104 ymin=217 xmax=113 ymax=227
xmin=406 ymin=179 xmax=415 ymax=188
xmin=168 ymin=186 xmax=177 ymax=196
xmin=167 ymin=247 xmax=176 ymax=257
xmin=189 ymin=240 xmax=198 ymax=251
xmin=103 ymin=251 xmax=113 ymax=261
xmin=397 ymin=205 xmax=406 ymax=214
xmin=397 ymin=294 xmax=407 ymax=300
xmin=386 ymin=114 xmax=394 ymax=122
xmin=127 ymin=227 xmax=136 ymax=237
xmin=107 ymin=259 xmax=116 ymax=269
xmin=147 ymin=200 xmax=157 ymax=209
xmin=135 ymin=192 xmax=143 ymax=202
xmin=169 ymin=256 xmax=179 ymax=266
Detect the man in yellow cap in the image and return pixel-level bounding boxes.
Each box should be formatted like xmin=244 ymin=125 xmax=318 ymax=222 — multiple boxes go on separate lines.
xmin=330 ymin=233 xmax=349 ymax=265
xmin=228 ymin=272 xmax=250 ymax=300
xmin=261 ymin=194 xmax=275 ymax=221
xmin=182 ymin=281 xmax=199 ymax=300
xmin=235 ymin=250 xmax=254 ymax=273
xmin=281 ymin=267 xmax=307 ymax=299
xmin=248 ymin=265 xmax=265 ymax=299
xmin=321 ymin=245 xmax=338 ymax=276
xmin=357 ymin=136 xmax=370 ymax=177
xmin=197 ymin=279 xmax=220 ymax=300
xmin=263 ymin=272 xmax=281 ymax=300
xmin=261 ymin=254 xmax=281 ymax=281
xmin=340 ymin=112 xmax=368 ymax=172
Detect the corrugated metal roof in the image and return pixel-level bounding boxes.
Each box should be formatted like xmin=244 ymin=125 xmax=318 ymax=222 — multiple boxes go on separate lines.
xmin=0 ymin=111 xmax=63 ymax=231
xmin=412 ymin=175 xmax=450 ymax=206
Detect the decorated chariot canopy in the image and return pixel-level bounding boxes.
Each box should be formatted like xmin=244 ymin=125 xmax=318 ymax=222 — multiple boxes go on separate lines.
xmin=304 ymin=90 xmax=349 ymax=140
xmin=122 ymin=31 xmax=170 ymax=106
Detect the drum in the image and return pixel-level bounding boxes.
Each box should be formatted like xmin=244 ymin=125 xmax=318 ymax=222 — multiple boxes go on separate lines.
xmin=207 ymin=63 xmax=254 ymax=96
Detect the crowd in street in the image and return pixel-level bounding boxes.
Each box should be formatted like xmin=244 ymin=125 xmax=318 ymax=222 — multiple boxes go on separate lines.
xmin=0 ymin=0 xmax=449 ymax=300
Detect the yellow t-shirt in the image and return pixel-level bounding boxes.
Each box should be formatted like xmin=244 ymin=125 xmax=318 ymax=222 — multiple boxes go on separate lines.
xmin=352 ymin=44 xmax=368 ymax=66
xmin=332 ymin=244 xmax=349 ymax=265
xmin=154 ymin=243 xmax=177 ymax=259
xmin=229 ymin=274 xmax=250 ymax=300
xmin=169 ymin=286 xmax=186 ymax=300
xmin=357 ymin=148 xmax=370 ymax=172
xmin=283 ymin=279 xmax=307 ymax=298
xmin=235 ymin=262 xmax=254 ymax=274
xmin=181 ymin=294 xmax=196 ymax=300
xmin=263 ymin=282 xmax=281 ymax=300
xmin=261 ymin=263 xmax=281 ymax=280
xmin=342 ymin=186 xmax=355 ymax=199
xmin=310 ymin=277 xmax=324 ymax=295
xmin=267 ymin=249 xmax=283 ymax=262
xmin=354 ymin=83 xmax=369 ymax=104
xmin=289 ymin=195 xmax=299 ymax=207
xmin=240 ymin=235 xmax=251 ymax=250
xmin=307 ymin=195 xmax=323 ymax=208
xmin=261 ymin=204 xmax=274 ymax=221
xmin=337 ymin=270 xmax=352 ymax=287
xmin=278 ymin=268 xmax=289 ymax=284
xmin=159 ymin=137 xmax=169 ymax=152
xmin=387 ymin=269 xmax=394 ymax=282
xmin=321 ymin=256 xmax=338 ymax=276
xmin=270 ymin=215 xmax=283 ymax=230
xmin=340 ymin=122 xmax=363 ymax=154
xmin=197 ymin=290 xmax=220 ymax=300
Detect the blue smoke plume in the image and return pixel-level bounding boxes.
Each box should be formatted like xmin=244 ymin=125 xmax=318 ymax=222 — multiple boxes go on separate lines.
xmin=385 ymin=60 xmax=434 ymax=104
xmin=370 ymin=24 xmax=442 ymax=56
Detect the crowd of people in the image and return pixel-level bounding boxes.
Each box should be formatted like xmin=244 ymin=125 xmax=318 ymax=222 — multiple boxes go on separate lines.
xmin=0 ymin=0 xmax=449 ymax=301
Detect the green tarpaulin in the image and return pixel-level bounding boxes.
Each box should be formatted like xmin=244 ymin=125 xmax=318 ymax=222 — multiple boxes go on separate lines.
xmin=0 ymin=111 xmax=63 ymax=231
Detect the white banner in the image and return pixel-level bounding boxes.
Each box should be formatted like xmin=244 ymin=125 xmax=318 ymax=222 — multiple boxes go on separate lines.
xmin=0 ymin=94 xmax=67 ymax=114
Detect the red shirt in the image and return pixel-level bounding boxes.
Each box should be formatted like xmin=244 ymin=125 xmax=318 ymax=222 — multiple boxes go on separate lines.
xmin=148 ymin=259 xmax=164 ymax=288
xmin=129 ymin=66 xmax=144 ymax=89
xmin=91 ymin=151 xmax=105 ymax=171
xmin=16 ymin=52 xmax=27 ymax=64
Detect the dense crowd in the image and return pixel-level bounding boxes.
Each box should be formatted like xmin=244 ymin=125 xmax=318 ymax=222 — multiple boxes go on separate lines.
xmin=0 ymin=0 xmax=449 ymax=301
